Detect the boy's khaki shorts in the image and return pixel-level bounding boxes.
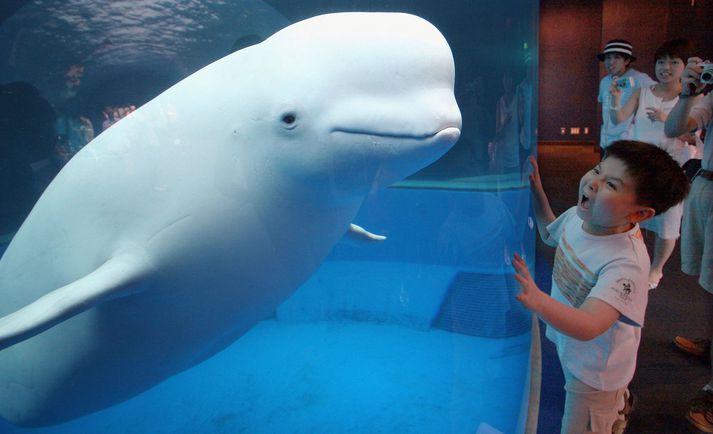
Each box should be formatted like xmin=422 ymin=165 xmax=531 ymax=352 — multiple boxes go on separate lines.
xmin=561 ymin=368 xmax=627 ymax=434
xmin=681 ymin=176 xmax=713 ymax=294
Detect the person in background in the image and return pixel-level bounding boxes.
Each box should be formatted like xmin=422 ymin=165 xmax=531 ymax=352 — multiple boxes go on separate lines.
xmin=598 ymin=39 xmax=655 ymax=155
xmin=489 ymin=71 xmax=520 ymax=174
xmin=101 ymin=104 xmax=136 ymax=131
xmin=517 ymin=52 xmax=536 ymax=167
xmin=664 ymin=55 xmax=713 ymax=434
xmin=459 ymin=75 xmax=492 ymax=172
xmin=609 ymin=38 xmax=695 ymax=289
xmin=514 ymin=141 xmax=689 ymax=433
xmin=53 ymin=63 xmax=94 ymax=165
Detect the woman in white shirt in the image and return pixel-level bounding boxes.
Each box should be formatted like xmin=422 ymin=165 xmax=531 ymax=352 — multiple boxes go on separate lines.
xmin=609 ymin=38 xmax=697 ymax=289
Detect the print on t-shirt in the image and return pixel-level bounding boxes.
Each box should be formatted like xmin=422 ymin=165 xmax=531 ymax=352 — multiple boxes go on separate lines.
xmin=611 ymin=278 xmax=635 ymax=306
xmin=552 ymin=234 xmax=597 ymax=308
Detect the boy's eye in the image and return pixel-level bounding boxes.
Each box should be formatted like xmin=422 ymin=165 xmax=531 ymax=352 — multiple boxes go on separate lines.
xmin=606 ymin=181 xmax=617 ymax=189
xmin=592 ymin=167 xmax=600 ymax=174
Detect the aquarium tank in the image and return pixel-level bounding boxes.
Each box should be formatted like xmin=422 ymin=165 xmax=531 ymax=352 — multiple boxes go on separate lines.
xmin=0 ymin=1 xmax=539 ymax=433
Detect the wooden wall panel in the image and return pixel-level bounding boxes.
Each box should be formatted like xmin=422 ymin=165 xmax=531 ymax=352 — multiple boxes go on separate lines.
xmin=539 ymin=0 xmax=602 ymax=142
xmin=666 ymin=0 xmax=713 ymax=60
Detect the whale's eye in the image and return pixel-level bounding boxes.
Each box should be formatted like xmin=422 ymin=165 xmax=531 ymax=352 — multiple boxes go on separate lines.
xmin=281 ymin=112 xmax=298 ymax=129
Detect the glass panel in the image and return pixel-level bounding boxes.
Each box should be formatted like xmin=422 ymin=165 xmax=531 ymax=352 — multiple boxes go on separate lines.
xmin=0 ymin=1 xmax=538 ymax=433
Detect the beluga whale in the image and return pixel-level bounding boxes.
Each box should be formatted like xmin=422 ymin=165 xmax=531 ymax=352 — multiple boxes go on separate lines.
xmin=0 ymin=12 xmax=461 ymax=426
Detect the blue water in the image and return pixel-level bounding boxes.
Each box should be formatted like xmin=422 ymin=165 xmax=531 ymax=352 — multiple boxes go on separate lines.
xmin=0 ymin=186 xmax=534 ymax=434
xmin=0 ymin=322 xmax=530 ymax=433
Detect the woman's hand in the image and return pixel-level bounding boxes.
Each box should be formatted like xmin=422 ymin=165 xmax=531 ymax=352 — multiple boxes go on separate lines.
xmin=645 ymin=106 xmax=667 ymax=123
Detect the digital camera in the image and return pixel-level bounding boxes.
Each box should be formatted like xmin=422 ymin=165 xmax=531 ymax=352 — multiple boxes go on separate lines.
xmin=615 ymin=77 xmax=635 ymax=88
xmin=700 ymin=63 xmax=713 ymax=85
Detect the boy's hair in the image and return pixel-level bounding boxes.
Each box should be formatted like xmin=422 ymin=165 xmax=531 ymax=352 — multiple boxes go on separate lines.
xmin=654 ymin=38 xmax=693 ymax=63
xmin=603 ymin=140 xmax=689 ymax=216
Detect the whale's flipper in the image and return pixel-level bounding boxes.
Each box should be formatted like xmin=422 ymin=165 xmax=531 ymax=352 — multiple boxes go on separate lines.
xmin=0 ymin=252 xmax=154 ymax=351
xmin=347 ymin=223 xmax=387 ymax=243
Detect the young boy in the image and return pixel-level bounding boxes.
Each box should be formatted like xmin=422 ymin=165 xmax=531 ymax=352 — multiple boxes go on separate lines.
xmin=513 ymin=140 xmax=689 ymax=433
xmin=597 ymin=40 xmax=655 ymax=154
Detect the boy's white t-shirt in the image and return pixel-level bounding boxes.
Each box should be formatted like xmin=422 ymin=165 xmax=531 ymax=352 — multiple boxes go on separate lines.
xmin=545 ymin=207 xmax=650 ymax=391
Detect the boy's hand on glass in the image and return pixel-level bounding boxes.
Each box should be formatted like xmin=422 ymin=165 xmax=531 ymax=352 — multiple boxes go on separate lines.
xmin=512 ymin=253 xmax=543 ymax=311
xmin=527 ymin=156 xmax=544 ymax=193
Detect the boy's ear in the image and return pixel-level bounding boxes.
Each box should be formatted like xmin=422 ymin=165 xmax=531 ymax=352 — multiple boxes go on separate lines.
xmin=629 ymin=207 xmax=655 ymax=223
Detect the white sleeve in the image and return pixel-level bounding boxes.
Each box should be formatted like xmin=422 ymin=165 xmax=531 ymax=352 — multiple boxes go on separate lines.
xmin=588 ymin=259 xmax=648 ymax=327
xmin=546 ymin=207 xmax=577 ymax=245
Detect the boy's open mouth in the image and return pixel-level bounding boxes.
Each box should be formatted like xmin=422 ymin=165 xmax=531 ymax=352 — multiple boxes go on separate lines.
xmin=580 ymin=194 xmax=591 ymax=210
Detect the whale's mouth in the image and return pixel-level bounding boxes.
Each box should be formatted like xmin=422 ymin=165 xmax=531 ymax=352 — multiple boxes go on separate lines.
xmin=331 ymin=126 xmax=461 ymax=142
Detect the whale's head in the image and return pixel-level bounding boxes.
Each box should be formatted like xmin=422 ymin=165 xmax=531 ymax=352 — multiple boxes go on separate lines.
xmin=217 ymin=12 xmax=461 ymax=198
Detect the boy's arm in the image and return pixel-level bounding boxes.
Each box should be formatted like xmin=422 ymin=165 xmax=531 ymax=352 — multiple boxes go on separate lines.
xmin=512 ymin=254 xmax=619 ymax=341
xmin=665 ymin=57 xmax=707 ymax=137
xmin=527 ymin=156 xmax=557 ymax=247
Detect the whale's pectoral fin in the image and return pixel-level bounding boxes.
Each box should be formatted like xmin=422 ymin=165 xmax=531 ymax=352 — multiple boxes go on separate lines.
xmin=0 ymin=252 xmax=154 ymax=351
xmin=347 ymin=223 xmax=387 ymax=243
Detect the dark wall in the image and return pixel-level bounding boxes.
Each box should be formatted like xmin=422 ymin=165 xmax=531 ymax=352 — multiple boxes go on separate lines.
xmin=667 ymin=0 xmax=713 ymax=62
xmin=540 ymin=0 xmax=602 ymax=143
xmin=539 ymin=0 xmax=713 ymax=144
